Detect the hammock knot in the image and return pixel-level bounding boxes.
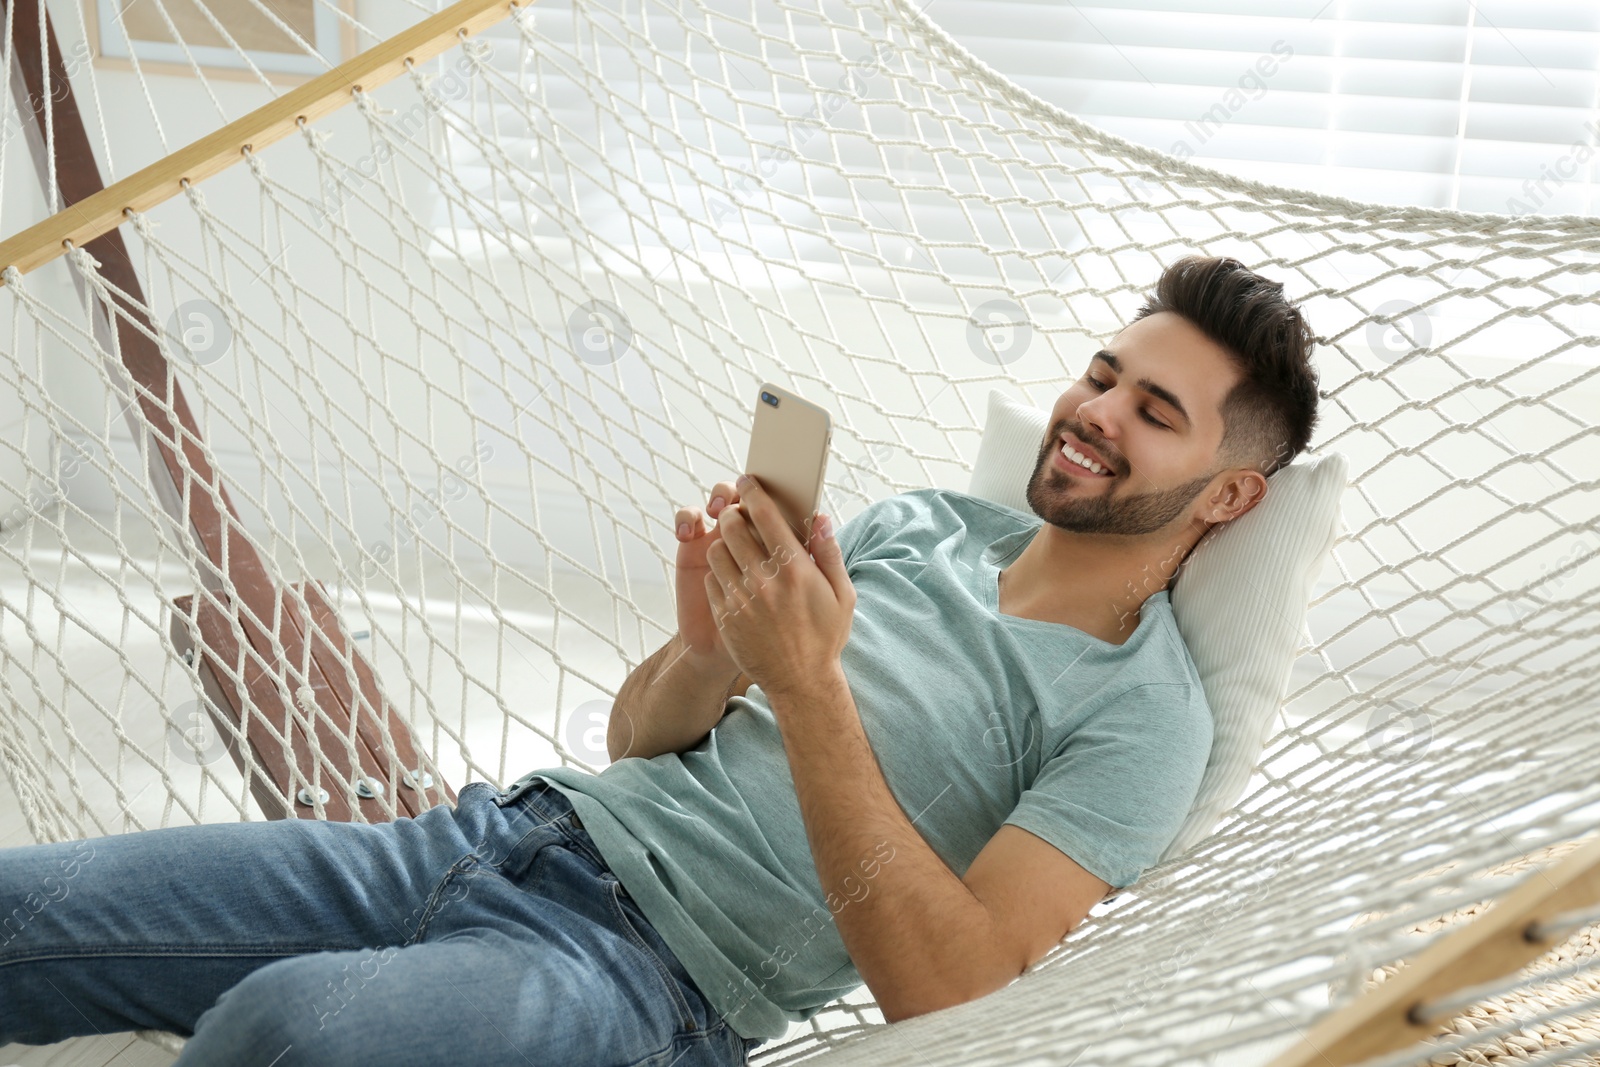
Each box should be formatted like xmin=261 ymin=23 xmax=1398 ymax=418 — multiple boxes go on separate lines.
xmin=352 ymin=88 xmax=393 ymax=118
xmin=295 ymin=685 xmax=318 ymax=716
xmin=512 ymin=6 xmax=537 ymax=39
xmin=243 ymin=149 xmax=270 ymax=180
xmin=64 ymin=245 xmax=102 ymax=275
xmin=299 ymin=122 xmax=334 ymax=150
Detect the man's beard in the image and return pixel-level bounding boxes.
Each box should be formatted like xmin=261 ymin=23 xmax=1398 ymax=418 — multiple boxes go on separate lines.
xmin=1026 ymin=436 xmax=1214 ymax=536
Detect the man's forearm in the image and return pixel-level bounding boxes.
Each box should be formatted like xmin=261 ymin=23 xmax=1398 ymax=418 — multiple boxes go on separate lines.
xmin=766 ymin=666 xmax=1017 ymax=1022
xmin=608 ymin=632 xmax=741 ymax=761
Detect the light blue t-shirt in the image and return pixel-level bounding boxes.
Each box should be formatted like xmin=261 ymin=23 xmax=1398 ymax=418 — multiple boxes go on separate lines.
xmin=535 ymin=487 xmax=1213 ymax=1040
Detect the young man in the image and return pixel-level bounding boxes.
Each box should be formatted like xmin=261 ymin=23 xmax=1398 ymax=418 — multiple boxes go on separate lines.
xmin=0 ymin=256 xmax=1318 ymax=1066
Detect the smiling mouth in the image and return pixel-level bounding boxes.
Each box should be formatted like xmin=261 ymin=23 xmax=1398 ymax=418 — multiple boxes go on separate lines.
xmin=1058 ymin=438 xmax=1114 ymax=477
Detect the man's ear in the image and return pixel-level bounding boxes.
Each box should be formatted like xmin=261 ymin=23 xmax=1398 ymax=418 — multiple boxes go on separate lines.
xmin=1202 ymin=467 xmax=1268 ymax=525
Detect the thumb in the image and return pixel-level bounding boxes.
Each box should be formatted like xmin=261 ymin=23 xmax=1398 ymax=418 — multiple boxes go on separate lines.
xmin=809 ymin=514 xmax=849 ymax=592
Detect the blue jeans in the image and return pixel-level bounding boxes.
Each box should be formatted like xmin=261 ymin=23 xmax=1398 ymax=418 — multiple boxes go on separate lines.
xmin=0 ymin=775 xmax=762 ymax=1066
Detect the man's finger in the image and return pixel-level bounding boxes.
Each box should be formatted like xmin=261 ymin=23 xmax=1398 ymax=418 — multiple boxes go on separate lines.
xmin=675 ymin=505 xmax=705 ymax=541
xmin=809 ymin=513 xmax=852 ymax=599
xmin=717 ymin=502 xmax=768 ymax=568
xmin=708 ymin=479 xmax=740 ymax=518
xmin=734 ymin=475 xmax=800 ymax=561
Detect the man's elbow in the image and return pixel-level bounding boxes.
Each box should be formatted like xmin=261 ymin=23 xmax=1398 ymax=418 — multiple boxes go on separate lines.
xmin=875 ymin=968 xmax=1020 ymax=1024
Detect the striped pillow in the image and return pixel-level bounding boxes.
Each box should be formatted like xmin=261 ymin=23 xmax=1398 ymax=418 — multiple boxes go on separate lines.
xmin=966 ymin=388 xmax=1346 ymax=870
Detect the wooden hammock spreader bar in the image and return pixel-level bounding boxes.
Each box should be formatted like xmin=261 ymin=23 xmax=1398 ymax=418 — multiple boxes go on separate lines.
xmin=1266 ymin=830 xmax=1600 ymax=1067
xmin=0 ymin=0 xmax=527 ymax=283
xmin=0 ymin=0 xmax=512 ymax=818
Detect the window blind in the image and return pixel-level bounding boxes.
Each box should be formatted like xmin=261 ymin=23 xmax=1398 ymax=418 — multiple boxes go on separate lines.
xmin=936 ymin=0 xmax=1600 ymax=216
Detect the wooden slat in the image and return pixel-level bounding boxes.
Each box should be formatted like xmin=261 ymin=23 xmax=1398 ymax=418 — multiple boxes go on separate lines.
xmin=296 ymin=580 xmax=458 ymax=810
xmin=0 ymin=0 xmax=526 ymax=281
xmin=1266 ymin=832 xmax=1600 ymax=1067
xmin=169 ymin=586 xmax=451 ymax=820
xmin=169 ymin=591 xmax=340 ymax=820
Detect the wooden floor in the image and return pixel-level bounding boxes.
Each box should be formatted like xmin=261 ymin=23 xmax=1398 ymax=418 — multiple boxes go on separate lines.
xmin=0 ymin=773 xmax=180 ymax=1067
xmin=0 ymin=1034 xmax=178 ymax=1067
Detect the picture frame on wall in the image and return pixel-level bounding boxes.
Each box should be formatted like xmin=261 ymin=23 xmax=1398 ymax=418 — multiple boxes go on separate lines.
xmin=88 ymin=0 xmax=358 ymax=83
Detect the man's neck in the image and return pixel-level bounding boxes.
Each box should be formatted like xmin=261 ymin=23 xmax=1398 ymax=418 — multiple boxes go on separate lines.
xmin=997 ymin=520 xmax=1205 ymax=644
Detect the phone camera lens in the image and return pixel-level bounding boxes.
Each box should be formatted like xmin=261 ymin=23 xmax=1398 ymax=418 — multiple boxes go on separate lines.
xmin=761 ymin=392 xmax=779 ymax=407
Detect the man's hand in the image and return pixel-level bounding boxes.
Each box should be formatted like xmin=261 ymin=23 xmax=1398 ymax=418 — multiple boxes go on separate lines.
xmin=703 ymin=474 xmax=856 ymax=701
xmin=673 ymin=478 xmax=748 ymax=673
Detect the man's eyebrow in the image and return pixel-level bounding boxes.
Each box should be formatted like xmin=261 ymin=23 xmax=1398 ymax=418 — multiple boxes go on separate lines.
xmin=1089 ymin=349 xmax=1192 ymax=429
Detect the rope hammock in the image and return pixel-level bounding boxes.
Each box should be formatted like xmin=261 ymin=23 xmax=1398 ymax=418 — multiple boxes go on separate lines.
xmin=3 ymin=0 xmax=1600 ymax=1063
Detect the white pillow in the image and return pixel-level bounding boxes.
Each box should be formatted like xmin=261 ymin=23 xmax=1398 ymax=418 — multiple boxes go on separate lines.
xmin=966 ymin=389 xmax=1347 ymax=870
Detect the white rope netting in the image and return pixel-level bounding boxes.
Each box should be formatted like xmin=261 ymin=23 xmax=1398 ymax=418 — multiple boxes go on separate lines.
xmin=4 ymin=0 xmax=1600 ymax=1063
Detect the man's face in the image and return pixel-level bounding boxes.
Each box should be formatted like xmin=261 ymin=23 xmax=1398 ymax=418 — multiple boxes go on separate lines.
xmin=1026 ymin=311 xmax=1242 ymax=537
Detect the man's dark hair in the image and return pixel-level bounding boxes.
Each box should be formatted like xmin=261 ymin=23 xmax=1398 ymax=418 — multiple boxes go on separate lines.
xmin=1129 ymin=255 xmax=1320 ymax=478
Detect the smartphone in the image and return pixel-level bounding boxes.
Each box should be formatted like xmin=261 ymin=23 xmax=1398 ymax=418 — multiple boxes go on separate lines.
xmin=743 ymin=383 xmax=833 ymax=550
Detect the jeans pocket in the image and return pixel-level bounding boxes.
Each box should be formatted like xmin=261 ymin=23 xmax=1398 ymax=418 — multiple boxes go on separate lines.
xmin=604 ymin=875 xmax=702 ymax=1036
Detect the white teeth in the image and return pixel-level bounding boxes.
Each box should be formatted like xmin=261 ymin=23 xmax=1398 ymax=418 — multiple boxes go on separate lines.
xmin=1061 ymin=443 xmax=1106 ymax=475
